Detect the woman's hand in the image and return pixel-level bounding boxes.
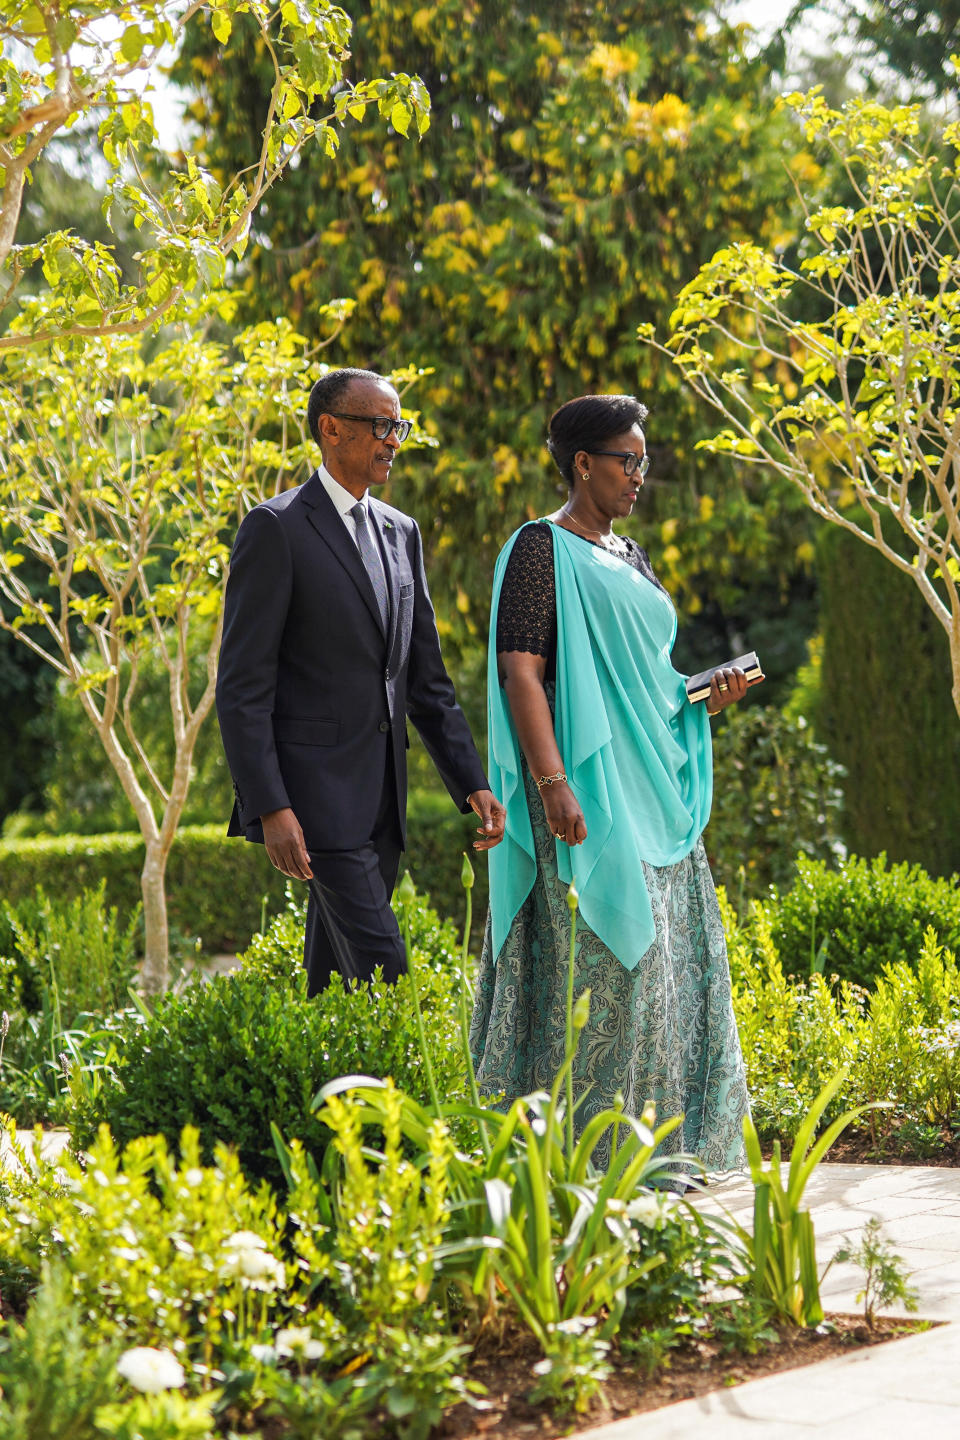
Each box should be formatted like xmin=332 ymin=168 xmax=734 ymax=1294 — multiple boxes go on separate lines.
xmin=705 ymin=665 xmax=764 ymax=715
xmin=539 ymin=781 xmax=587 ymax=846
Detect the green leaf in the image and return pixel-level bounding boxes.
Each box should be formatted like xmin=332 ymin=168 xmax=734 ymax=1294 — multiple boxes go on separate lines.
xmin=211 ymin=9 xmax=232 ymax=45
xmin=53 ymin=17 xmax=77 ymax=50
xmin=20 ymin=6 xmax=45 ymax=36
xmin=120 ymin=25 xmax=145 ymax=64
xmin=390 ymin=101 xmax=412 ymax=137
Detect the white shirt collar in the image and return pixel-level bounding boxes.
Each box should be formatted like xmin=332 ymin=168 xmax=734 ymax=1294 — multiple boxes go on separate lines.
xmin=317 ymin=462 xmax=367 ymax=518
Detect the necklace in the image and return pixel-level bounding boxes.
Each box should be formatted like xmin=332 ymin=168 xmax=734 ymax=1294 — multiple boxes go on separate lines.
xmin=560 ymin=506 xmax=629 ymax=557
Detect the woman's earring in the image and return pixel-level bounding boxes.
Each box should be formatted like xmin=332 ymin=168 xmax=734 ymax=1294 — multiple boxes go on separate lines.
xmin=582 ymin=471 xmax=590 ymax=483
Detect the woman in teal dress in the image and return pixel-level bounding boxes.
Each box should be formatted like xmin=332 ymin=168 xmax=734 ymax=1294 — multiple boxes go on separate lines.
xmin=469 ymin=393 xmax=756 ymax=1172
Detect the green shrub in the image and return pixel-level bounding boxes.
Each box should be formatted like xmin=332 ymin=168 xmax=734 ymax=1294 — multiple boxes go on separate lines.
xmin=0 ymin=825 xmax=289 ymax=958
xmin=815 ymin=515 xmax=960 ymax=878
xmin=0 ymin=1003 xmax=137 ymax=1129
xmin=726 ymin=887 xmax=960 ymax=1148
xmin=770 ymin=852 xmax=960 ymax=988
xmin=0 ymin=1261 xmax=121 ymax=1440
xmin=0 ymin=883 xmax=143 ymax=1127
xmin=0 ymin=1124 xmax=340 ymax=1381
xmin=705 ymin=705 xmax=845 ymax=903
xmin=2 ymin=882 xmax=139 ymax=1024
xmin=0 ymin=797 xmax=486 ymax=957
xmin=67 ymin=891 xmax=468 ymax=1191
xmin=401 ymin=790 xmax=490 ymax=944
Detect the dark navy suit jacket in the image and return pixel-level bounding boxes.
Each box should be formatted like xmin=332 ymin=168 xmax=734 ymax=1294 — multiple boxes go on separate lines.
xmin=216 ymin=472 xmax=488 ymax=851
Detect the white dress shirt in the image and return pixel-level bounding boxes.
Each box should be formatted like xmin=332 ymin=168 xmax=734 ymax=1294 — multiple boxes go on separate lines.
xmin=317 ymin=463 xmax=389 ymax=597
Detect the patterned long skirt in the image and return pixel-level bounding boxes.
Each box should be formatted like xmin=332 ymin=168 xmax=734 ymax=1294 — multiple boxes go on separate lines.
xmin=469 ymin=763 xmax=749 ymax=1172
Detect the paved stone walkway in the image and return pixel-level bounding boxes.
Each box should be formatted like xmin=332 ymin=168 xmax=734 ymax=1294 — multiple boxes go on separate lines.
xmin=588 ymin=1162 xmax=960 ymax=1439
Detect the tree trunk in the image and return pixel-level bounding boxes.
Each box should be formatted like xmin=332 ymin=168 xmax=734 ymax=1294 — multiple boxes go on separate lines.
xmin=140 ymin=838 xmax=172 ymax=995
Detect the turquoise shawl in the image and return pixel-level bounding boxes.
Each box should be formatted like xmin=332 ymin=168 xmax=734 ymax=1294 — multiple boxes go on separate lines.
xmin=486 ymin=522 xmax=713 ymax=971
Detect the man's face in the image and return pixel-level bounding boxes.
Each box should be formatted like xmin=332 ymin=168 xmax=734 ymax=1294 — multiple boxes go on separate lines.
xmin=319 ymin=378 xmax=404 ymax=497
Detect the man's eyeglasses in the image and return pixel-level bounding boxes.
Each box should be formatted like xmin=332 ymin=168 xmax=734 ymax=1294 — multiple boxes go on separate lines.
xmin=326 ymin=412 xmax=412 ymax=443
xmin=588 ymin=450 xmax=650 ymax=479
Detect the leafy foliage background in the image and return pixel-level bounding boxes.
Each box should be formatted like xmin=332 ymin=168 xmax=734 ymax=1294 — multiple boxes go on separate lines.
xmin=173 ymin=0 xmax=818 ymax=671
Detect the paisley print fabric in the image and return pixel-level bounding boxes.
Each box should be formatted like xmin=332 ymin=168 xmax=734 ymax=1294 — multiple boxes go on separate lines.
xmin=470 ymin=760 xmax=749 ymax=1171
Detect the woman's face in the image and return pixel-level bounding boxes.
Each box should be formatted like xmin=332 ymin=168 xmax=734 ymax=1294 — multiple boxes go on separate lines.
xmin=573 ymin=423 xmax=648 ymax=519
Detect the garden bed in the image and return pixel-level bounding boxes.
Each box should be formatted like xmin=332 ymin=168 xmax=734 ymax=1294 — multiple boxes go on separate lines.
xmin=823 ymin=1130 xmax=960 ymax=1168
xmin=436 ymin=1315 xmax=934 ymax=1438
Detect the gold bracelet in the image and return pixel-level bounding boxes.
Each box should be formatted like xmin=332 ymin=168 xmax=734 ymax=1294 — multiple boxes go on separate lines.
xmin=705 ymin=706 xmax=720 ymax=717
xmin=535 ymin=769 xmax=567 ymax=789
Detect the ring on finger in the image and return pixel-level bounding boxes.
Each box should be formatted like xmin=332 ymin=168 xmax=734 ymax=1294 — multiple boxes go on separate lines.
xmin=554 ymin=830 xmax=565 ymax=839
xmin=717 ymin=681 xmax=729 ymax=692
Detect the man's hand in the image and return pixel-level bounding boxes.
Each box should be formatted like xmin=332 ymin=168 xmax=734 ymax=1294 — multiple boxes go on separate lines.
xmin=261 ymin=807 xmax=313 ymax=879
xmin=467 ymin=789 xmax=506 ymax=850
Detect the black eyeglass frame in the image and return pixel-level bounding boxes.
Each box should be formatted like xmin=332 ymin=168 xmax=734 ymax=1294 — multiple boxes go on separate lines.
xmin=326 ymin=411 xmax=412 ymax=443
xmin=587 ymin=449 xmax=650 ymax=479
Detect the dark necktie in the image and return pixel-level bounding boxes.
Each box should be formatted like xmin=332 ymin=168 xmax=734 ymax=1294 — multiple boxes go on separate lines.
xmin=350 ymin=501 xmax=389 ymax=634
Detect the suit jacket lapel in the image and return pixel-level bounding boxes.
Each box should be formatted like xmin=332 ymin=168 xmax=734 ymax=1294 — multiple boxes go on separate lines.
xmin=369 ymin=498 xmax=401 ymax=658
xmin=301 ymin=472 xmax=386 ymax=637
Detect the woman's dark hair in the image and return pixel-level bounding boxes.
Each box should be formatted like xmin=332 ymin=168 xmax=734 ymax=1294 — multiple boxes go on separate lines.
xmin=547 ymin=394 xmax=649 ymax=486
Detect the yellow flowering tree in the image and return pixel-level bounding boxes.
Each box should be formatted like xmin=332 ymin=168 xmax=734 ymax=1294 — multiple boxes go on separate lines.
xmin=652 ymin=90 xmax=960 ymax=718
xmin=0 ymin=316 xmax=318 ymax=990
xmin=0 ymin=0 xmax=428 ymax=349
xmin=0 ymin=0 xmax=432 ymax=984
xmin=174 ymin=1 xmax=813 ymax=659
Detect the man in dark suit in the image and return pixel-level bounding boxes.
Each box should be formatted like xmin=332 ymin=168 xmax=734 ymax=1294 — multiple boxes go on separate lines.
xmin=216 ymin=367 xmax=504 ymax=994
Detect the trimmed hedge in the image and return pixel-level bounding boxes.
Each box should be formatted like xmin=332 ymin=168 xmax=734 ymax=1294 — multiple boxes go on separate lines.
xmin=816 ymin=515 xmax=960 ymax=877
xmin=0 ymin=793 xmax=486 ymax=957
xmin=0 ymin=825 xmax=287 ymax=956
xmin=769 ymin=851 xmax=960 ymax=989
xmin=67 ymin=888 xmax=468 ymax=1192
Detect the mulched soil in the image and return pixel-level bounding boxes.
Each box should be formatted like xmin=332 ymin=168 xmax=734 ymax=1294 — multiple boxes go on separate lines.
xmin=758 ymin=1124 xmax=960 ymax=1168
xmin=436 ymin=1314 xmax=933 ymax=1440
xmin=823 ymin=1127 xmax=960 ymax=1168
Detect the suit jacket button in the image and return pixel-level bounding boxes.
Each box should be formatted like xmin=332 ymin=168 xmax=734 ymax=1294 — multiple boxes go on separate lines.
xmin=378 ymin=720 xmax=390 ymax=733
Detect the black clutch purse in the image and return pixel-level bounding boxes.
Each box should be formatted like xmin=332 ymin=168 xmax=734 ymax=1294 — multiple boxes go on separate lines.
xmin=685 ymin=651 xmax=762 ymax=703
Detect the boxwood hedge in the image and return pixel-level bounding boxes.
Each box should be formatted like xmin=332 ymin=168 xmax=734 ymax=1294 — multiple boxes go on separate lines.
xmin=0 ymin=793 xmax=487 ymax=956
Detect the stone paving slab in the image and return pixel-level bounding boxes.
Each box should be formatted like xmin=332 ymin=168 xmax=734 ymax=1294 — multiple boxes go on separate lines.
xmin=1 ymin=1126 xmax=71 ymax=1175
xmin=586 ymin=1162 xmax=960 ymax=1440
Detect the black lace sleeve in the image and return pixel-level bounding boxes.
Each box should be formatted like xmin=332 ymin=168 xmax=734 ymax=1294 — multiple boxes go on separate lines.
xmin=632 ymin=543 xmax=669 ymax=596
xmin=495 ymin=522 xmax=556 ymax=656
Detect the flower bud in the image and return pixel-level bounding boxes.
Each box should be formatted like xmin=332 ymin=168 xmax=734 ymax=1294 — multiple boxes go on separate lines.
xmin=397 ymin=871 xmax=417 ymax=904
xmin=572 ymin=988 xmax=591 ymax=1030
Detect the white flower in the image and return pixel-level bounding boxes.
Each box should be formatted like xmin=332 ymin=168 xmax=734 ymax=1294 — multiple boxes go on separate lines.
xmin=184 ymin=1168 xmax=205 ymax=1187
xmin=224 ymin=1230 xmax=268 ymax=1251
xmin=117 ymin=1347 xmax=186 ymax=1394
xmin=222 ymin=1241 xmax=285 ymax=1289
xmin=276 ymin=1327 xmax=325 ymax=1360
xmin=250 ymin=1343 xmax=276 ymax=1364
xmin=626 ymin=1194 xmax=663 ymax=1228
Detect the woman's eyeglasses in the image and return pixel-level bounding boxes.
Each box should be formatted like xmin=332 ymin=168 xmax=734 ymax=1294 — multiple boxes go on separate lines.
xmin=588 ymin=450 xmax=650 ymax=479
xmin=327 ymin=412 xmax=413 ymax=443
